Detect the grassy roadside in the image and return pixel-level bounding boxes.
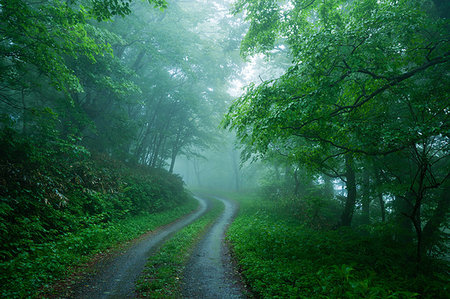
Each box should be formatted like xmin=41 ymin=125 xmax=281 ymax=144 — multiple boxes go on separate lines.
xmin=225 ymin=192 xmax=448 ymax=299
xmin=135 ymin=197 xmax=224 ymax=298
xmin=2 ymin=196 xmax=198 ymax=298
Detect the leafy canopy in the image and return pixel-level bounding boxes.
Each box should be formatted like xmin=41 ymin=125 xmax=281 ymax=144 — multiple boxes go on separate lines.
xmin=225 ymin=0 xmax=449 ymax=160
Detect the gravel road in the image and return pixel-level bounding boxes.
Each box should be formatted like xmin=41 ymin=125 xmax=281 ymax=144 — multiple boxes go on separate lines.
xmin=71 ymin=196 xmax=208 ymax=299
xmin=181 ymin=196 xmax=246 ymax=299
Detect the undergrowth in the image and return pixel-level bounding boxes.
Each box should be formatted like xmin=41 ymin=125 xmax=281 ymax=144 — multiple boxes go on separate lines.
xmin=226 ymin=193 xmax=449 ymax=299
xmin=136 ymin=197 xmax=224 ymax=298
xmin=1 ymin=197 xmax=198 ymax=298
xmin=0 ymin=128 xmax=195 ymax=298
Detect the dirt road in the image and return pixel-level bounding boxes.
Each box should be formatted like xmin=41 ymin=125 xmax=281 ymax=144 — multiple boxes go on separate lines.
xmin=181 ymin=196 xmax=246 ymax=299
xmin=72 ymin=196 xmax=208 ymax=299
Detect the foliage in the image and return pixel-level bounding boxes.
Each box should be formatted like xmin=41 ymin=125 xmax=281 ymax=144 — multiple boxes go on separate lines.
xmin=136 ymin=198 xmax=224 ymax=298
xmin=0 ymin=0 xmax=243 ymax=297
xmin=0 ymin=127 xmax=194 ymax=298
xmin=2 ymin=198 xmax=197 ymax=298
xmin=226 ymin=0 xmax=449 ymax=167
xmin=1 ymin=0 xmax=238 ymax=174
xmin=0 ymin=0 xmax=166 ymax=93
xmin=227 ymin=193 xmax=449 ymax=298
xmin=225 ymin=0 xmax=449 ymax=260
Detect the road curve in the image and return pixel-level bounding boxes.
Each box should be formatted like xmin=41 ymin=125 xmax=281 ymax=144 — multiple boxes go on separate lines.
xmin=181 ymin=196 xmax=246 ymax=299
xmin=72 ymin=196 xmax=208 ymax=299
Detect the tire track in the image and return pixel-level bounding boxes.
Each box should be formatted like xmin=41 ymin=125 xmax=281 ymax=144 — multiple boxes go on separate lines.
xmin=71 ymin=196 xmax=208 ymax=299
xmin=181 ymin=196 xmax=246 ymax=299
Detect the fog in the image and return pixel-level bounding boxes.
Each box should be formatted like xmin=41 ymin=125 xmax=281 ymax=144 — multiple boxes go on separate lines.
xmin=2 ymin=0 xmax=448 ymax=297
xmin=173 ymin=133 xmax=263 ymax=191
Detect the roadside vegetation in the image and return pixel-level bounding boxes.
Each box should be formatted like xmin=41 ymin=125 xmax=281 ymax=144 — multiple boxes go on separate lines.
xmin=0 ymin=128 xmax=196 ymax=298
xmin=1 ymin=0 xmax=448 ymax=298
xmin=136 ymin=197 xmax=224 ymax=298
xmin=1 ymin=0 xmax=237 ymax=297
xmin=222 ymin=0 xmax=449 ymax=298
xmin=226 ymin=192 xmax=448 ymax=298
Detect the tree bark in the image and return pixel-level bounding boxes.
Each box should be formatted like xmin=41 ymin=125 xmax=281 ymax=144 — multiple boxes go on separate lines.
xmin=169 ymin=130 xmax=181 ymax=173
xmin=361 ymin=169 xmax=371 ymax=225
xmin=193 ymin=159 xmax=201 ymax=186
xmin=340 ymin=154 xmax=357 ymax=226
xmin=230 ymin=149 xmax=240 ymax=191
xmin=422 ymin=183 xmax=450 ymax=253
xmin=374 ymin=168 xmax=385 ymax=222
xmin=323 ymin=175 xmax=334 ymax=198
xmin=393 ymin=194 xmax=414 ymax=243
xmin=169 ymin=151 xmax=177 ymax=173
xmin=151 ymin=133 xmax=164 ymax=168
xmin=293 ymin=167 xmax=300 ymax=196
xmin=132 ymin=49 xmax=146 ymax=71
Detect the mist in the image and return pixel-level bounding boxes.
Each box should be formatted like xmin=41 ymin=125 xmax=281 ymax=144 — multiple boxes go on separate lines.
xmin=1 ymin=0 xmax=448 ymax=297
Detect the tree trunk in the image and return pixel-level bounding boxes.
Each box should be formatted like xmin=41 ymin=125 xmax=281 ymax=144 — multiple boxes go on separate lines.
xmin=169 ymin=129 xmax=182 ymax=173
xmin=169 ymin=144 xmax=178 ymax=173
xmin=323 ymin=175 xmax=334 ymax=198
xmin=374 ymin=168 xmax=385 ymax=222
xmin=378 ymin=193 xmax=386 ymax=222
xmin=230 ymin=149 xmax=240 ymax=191
xmin=134 ymin=98 xmax=163 ymax=161
xmin=393 ymin=194 xmax=414 ymax=243
xmin=340 ymin=155 xmax=357 ymax=226
xmin=151 ymin=133 xmax=164 ymax=168
xmin=193 ymin=159 xmax=201 ymax=186
xmin=169 ymin=151 xmax=177 ymax=173
xmin=274 ymin=165 xmax=281 ymax=181
xmin=410 ymin=147 xmax=428 ymax=264
xmin=422 ymin=183 xmax=450 ymax=253
xmin=132 ymin=49 xmax=146 ymax=71
xmin=361 ymin=169 xmax=371 ymax=225
xmin=293 ymin=168 xmax=300 ymax=196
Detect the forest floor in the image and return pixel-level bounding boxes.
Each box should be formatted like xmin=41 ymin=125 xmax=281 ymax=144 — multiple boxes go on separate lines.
xmin=68 ymin=197 xmax=209 ymax=298
xmin=181 ymin=196 xmax=247 ymax=299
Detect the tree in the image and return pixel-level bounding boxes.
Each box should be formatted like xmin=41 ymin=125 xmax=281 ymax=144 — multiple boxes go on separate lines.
xmin=225 ymin=0 xmax=449 ymax=261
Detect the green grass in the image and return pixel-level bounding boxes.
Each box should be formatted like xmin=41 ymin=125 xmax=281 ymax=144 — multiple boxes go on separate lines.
xmin=0 ymin=197 xmax=198 ymax=298
xmin=226 ymin=193 xmax=448 ymax=299
xmin=136 ymin=197 xmax=224 ymax=298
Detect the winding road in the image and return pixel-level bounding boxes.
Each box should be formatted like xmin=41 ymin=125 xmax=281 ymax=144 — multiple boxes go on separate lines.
xmin=70 ymin=195 xmax=245 ymax=298
xmin=72 ymin=197 xmax=208 ymax=298
xmin=181 ymin=196 xmax=246 ymax=299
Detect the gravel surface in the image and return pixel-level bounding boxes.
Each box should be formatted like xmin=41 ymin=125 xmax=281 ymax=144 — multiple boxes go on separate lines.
xmin=181 ymin=196 xmax=246 ymax=299
xmin=71 ymin=196 xmax=208 ymax=299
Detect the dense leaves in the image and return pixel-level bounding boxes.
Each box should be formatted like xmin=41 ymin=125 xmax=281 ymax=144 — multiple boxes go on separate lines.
xmin=0 ymin=0 xmax=242 ymax=296
xmin=225 ymin=0 xmax=449 ymax=262
xmin=0 ymin=127 xmax=193 ymax=297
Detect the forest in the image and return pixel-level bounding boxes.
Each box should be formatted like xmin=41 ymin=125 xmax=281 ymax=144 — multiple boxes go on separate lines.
xmin=0 ymin=0 xmax=448 ymax=298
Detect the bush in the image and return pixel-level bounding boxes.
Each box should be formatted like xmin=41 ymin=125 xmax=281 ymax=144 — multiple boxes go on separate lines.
xmin=0 ymin=127 xmax=193 ymax=297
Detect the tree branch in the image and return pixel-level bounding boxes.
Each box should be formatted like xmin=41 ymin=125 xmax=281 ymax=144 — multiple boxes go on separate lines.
xmin=330 ymin=51 xmax=449 ymax=117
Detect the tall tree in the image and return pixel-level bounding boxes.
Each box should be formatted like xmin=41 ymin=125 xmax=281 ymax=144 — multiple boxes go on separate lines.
xmin=225 ymin=0 xmax=449 ymax=259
